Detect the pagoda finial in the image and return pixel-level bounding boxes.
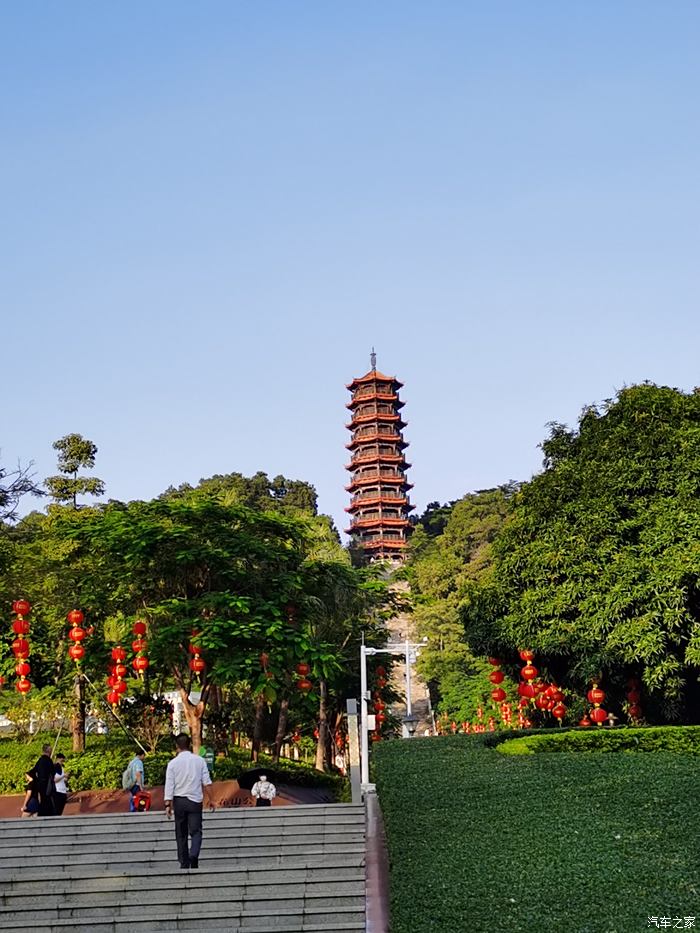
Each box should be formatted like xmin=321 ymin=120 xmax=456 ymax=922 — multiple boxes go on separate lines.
xmin=370 ymin=347 xmax=376 ymax=371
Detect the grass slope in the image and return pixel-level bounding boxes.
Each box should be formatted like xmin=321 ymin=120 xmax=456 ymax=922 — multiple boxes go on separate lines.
xmin=373 ymin=735 xmax=700 ymax=933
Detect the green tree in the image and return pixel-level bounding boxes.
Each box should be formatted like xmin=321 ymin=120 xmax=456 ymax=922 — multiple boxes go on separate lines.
xmin=0 ymin=458 xmax=44 ymax=522
xmin=461 ymin=384 xmax=700 ymax=721
xmin=45 ymin=434 xmax=105 ymax=508
xmin=407 ymin=487 xmax=513 ymax=720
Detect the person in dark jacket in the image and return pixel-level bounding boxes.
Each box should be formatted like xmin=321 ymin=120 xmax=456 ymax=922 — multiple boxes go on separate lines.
xmin=31 ymin=744 xmax=56 ymax=816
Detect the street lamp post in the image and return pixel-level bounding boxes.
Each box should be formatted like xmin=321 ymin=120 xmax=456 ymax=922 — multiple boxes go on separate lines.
xmin=359 ymin=638 xmax=425 ymax=787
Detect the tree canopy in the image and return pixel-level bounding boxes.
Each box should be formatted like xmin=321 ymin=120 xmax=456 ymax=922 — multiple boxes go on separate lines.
xmin=461 ymin=384 xmax=700 ymax=720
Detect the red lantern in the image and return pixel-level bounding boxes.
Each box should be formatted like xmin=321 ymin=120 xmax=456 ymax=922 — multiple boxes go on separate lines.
xmin=626 ymin=689 xmax=641 ymax=704
xmin=489 ymin=670 xmax=505 ymax=685
xmin=297 ymin=678 xmax=313 ymax=692
xmin=68 ymin=627 xmax=86 ymax=642
xmin=67 ymin=609 xmax=84 ymax=626
xmin=133 ymin=656 xmax=149 ymax=674
xmin=628 ymin=704 xmax=642 ymax=719
xmin=491 ymin=687 xmax=507 ymax=703
xmin=579 ymin=716 xmax=592 ymax=728
xmin=111 ymin=646 xmax=127 ymax=662
xmin=16 ymin=679 xmax=32 ymax=694
xmin=590 ymin=707 xmax=607 ymax=725
xmin=376 ymin=712 xmax=386 ymax=724
xmin=521 ymin=664 xmax=538 ymax=681
xmin=132 ymin=620 xmax=147 ymax=636
xmin=189 ymin=657 xmax=206 ymax=674
xmin=549 ymin=688 xmax=564 ymax=703
xmin=114 ymin=679 xmax=127 ymax=695
xmin=107 ymin=690 xmax=120 ymax=706
xmin=12 ymin=638 xmax=29 ymax=657
xmin=12 ymin=599 xmax=32 ymax=616
xmin=588 ymin=687 xmax=605 ymax=705
xmin=374 ymin=700 xmax=385 ymax=712
xmin=371 ymin=733 xmax=382 ymax=742
xmin=519 ymin=649 xmax=535 ymax=662
xmin=376 ymin=677 xmax=388 ymax=689
xmin=375 ymin=666 xmax=386 ymax=677
xmin=114 ymin=663 xmax=128 ymax=678
xmin=12 ymin=618 xmax=30 ymax=635
xmin=68 ymin=644 xmax=85 ymax=661
xmin=487 ymin=657 xmax=502 ymax=666
xmin=292 ymin=730 xmax=301 ymax=744
xmin=107 ymin=675 xmax=117 ymax=688
xmin=518 ymin=682 xmax=537 ymax=699
xmin=552 ymin=703 xmax=567 ymax=721
xmin=535 ymin=695 xmax=549 ymax=710
xmin=295 ymin=662 xmax=311 ymax=677
xmin=15 ymin=661 xmax=30 ymax=677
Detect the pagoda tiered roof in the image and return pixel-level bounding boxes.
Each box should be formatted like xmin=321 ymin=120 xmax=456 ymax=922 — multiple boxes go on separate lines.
xmin=346 ymin=432 xmax=409 ymax=450
xmin=346 ymin=369 xmax=403 ymax=391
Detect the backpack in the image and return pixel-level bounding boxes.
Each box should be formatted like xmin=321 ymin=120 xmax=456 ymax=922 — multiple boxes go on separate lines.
xmin=121 ymin=763 xmax=135 ymax=791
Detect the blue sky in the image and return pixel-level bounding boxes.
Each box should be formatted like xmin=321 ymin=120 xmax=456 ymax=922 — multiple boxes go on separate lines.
xmin=2 ymin=2 xmax=699 ymax=535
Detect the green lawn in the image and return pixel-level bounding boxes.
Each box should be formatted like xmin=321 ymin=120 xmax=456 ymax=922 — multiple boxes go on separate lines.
xmin=373 ymin=734 xmax=700 ymax=933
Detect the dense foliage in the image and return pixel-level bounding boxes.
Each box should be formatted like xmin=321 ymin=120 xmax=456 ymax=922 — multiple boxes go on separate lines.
xmin=496 ymin=724 xmax=700 ymax=756
xmin=406 ymin=487 xmax=513 ymax=720
xmin=374 ymin=733 xmax=700 ymax=932
xmin=462 ymin=385 xmax=700 ymax=721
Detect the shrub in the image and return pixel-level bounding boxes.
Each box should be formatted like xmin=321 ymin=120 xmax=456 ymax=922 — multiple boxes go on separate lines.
xmin=496 ymin=725 xmax=700 ymax=756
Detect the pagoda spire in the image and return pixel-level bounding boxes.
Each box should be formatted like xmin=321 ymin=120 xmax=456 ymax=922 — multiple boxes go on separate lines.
xmin=344 ymin=362 xmax=413 ymax=562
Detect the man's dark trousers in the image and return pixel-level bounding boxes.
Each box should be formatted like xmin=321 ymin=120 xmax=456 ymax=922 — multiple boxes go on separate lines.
xmin=173 ymin=796 xmax=203 ymax=868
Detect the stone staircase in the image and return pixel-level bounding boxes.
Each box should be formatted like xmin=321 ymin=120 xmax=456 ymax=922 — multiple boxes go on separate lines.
xmin=0 ymin=803 xmax=366 ymax=932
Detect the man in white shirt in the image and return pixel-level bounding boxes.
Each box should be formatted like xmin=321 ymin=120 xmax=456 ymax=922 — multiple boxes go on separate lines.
xmin=164 ymin=733 xmax=215 ymax=869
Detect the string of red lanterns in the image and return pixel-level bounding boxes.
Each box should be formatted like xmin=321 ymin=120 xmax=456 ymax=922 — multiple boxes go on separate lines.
xmin=12 ymin=599 xmax=32 ymax=694
xmin=588 ymin=682 xmax=607 ymax=725
xmin=67 ymin=609 xmax=86 ymax=666
xmin=188 ymin=632 xmax=206 ymax=680
xmin=372 ymin=665 xmax=387 ymax=742
xmin=626 ymin=677 xmax=642 ymax=722
xmin=131 ymin=619 xmax=149 ymax=678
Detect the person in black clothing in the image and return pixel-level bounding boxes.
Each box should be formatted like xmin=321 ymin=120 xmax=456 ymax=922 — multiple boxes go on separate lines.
xmin=21 ymin=771 xmax=39 ymax=817
xmin=31 ymin=743 xmax=56 ymax=816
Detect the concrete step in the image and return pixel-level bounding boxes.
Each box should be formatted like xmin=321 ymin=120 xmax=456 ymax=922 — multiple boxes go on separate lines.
xmin=0 ymin=803 xmax=368 ymax=933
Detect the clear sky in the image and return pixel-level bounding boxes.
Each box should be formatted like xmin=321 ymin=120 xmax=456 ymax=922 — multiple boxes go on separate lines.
xmin=2 ymin=2 xmax=699 ymax=535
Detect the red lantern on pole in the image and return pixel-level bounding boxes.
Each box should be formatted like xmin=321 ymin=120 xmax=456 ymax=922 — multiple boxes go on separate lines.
xmin=489 ymin=670 xmax=505 ymax=685
xmin=519 ymin=649 xmax=535 ymax=662
xmin=590 ymin=707 xmax=607 ymax=725
xmin=488 ymin=657 xmax=502 ymax=666
xmin=16 ymin=679 xmax=32 ymax=694
xmin=107 ymin=690 xmax=120 ymax=707
xmin=521 ymin=664 xmax=538 ymax=681
xmin=68 ymin=644 xmax=85 ymax=662
xmin=12 ymin=599 xmax=31 ymax=616
xmin=15 ymin=661 xmax=30 ymax=678
xmin=12 ymin=638 xmax=30 ymax=658
xmin=295 ymin=662 xmax=311 ymax=677
xmin=132 ymin=639 xmax=147 ymax=654
xmin=132 ymin=620 xmax=147 ymax=637
xmin=587 ymin=687 xmax=605 ymax=705
xmin=491 ymin=687 xmax=507 ymax=703
xmin=189 ymin=656 xmax=206 ymax=675
xmin=552 ymin=702 xmax=567 ymax=723
xmin=68 ymin=626 xmax=86 ymax=642
xmin=67 ymin=609 xmax=84 ymax=626
xmin=12 ymin=618 xmax=30 ymax=635
xmin=297 ymin=678 xmax=313 ymax=692
xmin=111 ymin=646 xmax=127 ymax=663
xmin=133 ymin=656 xmax=149 ymax=675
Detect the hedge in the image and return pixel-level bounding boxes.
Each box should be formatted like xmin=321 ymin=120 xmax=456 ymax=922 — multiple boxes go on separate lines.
xmin=497 ymin=725 xmax=700 ymax=756
xmin=373 ymin=733 xmax=700 ymax=933
xmin=0 ymin=734 xmax=345 ymax=797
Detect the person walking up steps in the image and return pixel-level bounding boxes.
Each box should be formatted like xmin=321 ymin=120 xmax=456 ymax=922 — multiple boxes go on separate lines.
xmin=164 ymin=734 xmax=215 ymax=869
xmin=53 ymin=753 xmax=71 ymax=815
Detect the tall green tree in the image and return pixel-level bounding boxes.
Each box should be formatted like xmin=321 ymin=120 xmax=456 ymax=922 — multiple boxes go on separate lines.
xmin=45 ymin=434 xmax=105 ymax=508
xmin=407 ymin=487 xmax=513 ymax=720
xmin=462 ymin=384 xmax=700 ymax=721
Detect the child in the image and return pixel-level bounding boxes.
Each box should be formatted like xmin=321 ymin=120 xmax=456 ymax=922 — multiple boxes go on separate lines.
xmin=21 ymin=771 xmax=39 ymax=817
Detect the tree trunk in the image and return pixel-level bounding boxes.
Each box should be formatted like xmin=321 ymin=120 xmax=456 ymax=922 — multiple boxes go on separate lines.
xmin=71 ymin=673 xmax=85 ymax=752
xmin=314 ymin=678 xmax=329 ymax=772
xmin=179 ymin=688 xmax=205 ymax=753
xmin=273 ymin=696 xmax=290 ymax=762
xmin=251 ymin=693 xmax=266 ymax=762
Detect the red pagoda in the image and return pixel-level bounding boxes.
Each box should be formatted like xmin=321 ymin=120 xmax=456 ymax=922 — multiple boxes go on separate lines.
xmin=345 ymin=352 xmax=414 ymax=561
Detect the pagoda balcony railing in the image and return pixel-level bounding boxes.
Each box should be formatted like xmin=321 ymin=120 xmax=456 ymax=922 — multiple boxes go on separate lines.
xmin=352 ymin=468 xmax=405 ymax=480
xmin=352 ymin=385 xmax=395 ymax=399
xmin=351 ymin=428 xmax=403 ymax=441
xmin=350 ymin=490 xmax=407 ymax=503
xmin=347 ymin=392 xmax=403 ymax=409
xmin=350 ymin=453 xmax=404 ymax=466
